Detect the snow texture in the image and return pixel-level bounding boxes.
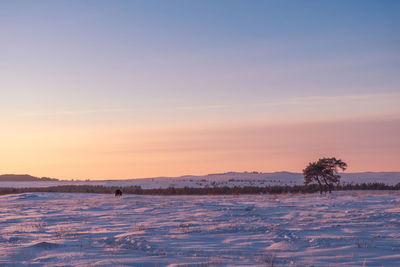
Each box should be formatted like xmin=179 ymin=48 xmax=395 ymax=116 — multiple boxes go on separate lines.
xmin=1 ymin=191 xmax=399 ymax=266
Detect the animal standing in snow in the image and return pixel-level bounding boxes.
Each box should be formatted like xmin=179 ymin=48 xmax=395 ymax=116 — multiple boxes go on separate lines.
xmin=115 ymin=189 xmax=122 ymax=197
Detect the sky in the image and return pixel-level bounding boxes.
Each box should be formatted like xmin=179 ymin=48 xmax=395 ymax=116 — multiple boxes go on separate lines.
xmin=0 ymin=0 xmax=399 ymax=179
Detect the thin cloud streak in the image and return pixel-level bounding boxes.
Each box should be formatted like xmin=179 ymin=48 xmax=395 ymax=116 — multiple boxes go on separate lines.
xmin=6 ymin=92 xmax=400 ymax=119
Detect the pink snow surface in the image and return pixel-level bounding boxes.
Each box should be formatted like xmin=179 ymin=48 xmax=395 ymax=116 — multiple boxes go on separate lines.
xmin=0 ymin=191 xmax=399 ymax=266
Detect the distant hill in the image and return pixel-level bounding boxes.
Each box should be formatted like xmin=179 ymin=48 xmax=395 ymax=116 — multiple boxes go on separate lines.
xmin=118 ymin=171 xmax=400 ymax=187
xmin=0 ymin=171 xmax=399 ymax=187
xmin=0 ymin=174 xmax=58 ymax=182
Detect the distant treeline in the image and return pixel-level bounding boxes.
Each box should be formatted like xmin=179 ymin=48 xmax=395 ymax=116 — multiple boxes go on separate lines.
xmin=0 ymin=183 xmax=399 ymax=196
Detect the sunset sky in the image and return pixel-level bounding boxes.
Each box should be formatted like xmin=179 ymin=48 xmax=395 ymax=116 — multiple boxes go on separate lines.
xmin=1 ymin=1 xmax=399 ymax=179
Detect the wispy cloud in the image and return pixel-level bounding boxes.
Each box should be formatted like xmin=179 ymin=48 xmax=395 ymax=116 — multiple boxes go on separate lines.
xmin=4 ymin=92 xmax=399 ymax=125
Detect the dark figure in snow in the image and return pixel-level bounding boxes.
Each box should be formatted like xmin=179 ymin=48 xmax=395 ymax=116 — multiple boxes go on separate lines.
xmin=115 ymin=189 xmax=122 ymax=197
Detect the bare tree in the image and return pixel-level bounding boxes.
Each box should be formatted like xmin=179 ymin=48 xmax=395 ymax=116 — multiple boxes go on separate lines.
xmin=303 ymin=157 xmax=347 ymax=194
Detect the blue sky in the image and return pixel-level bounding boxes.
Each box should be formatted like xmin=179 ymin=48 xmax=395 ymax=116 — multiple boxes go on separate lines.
xmin=0 ymin=1 xmax=399 ymax=178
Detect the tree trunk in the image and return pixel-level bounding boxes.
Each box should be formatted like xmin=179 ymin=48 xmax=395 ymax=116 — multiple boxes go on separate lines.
xmin=324 ymin=180 xmax=331 ymax=193
xmin=316 ymin=178 xmax=323 ymax=194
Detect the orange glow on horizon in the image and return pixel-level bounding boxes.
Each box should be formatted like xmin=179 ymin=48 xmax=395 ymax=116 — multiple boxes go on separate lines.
xmin=1 ymin=117 xmax=399 ymax=180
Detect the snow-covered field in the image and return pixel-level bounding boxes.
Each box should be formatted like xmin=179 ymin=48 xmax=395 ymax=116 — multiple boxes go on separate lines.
xmin=1 ymin=171 xmax=399 ymax=189
xmin=1 ymin=191 xmax=399 ymax=266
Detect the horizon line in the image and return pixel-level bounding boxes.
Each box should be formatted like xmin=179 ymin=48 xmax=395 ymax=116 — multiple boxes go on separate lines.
xmin=2 ymin=170 xmax=400 ymax=182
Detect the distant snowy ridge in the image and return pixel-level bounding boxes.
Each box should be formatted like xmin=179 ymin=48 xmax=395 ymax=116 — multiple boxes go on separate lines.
xmin=0 ymin=171 xmax=399 ymax=188
xmin=122 ymin=171 xmax=400 ymax=185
